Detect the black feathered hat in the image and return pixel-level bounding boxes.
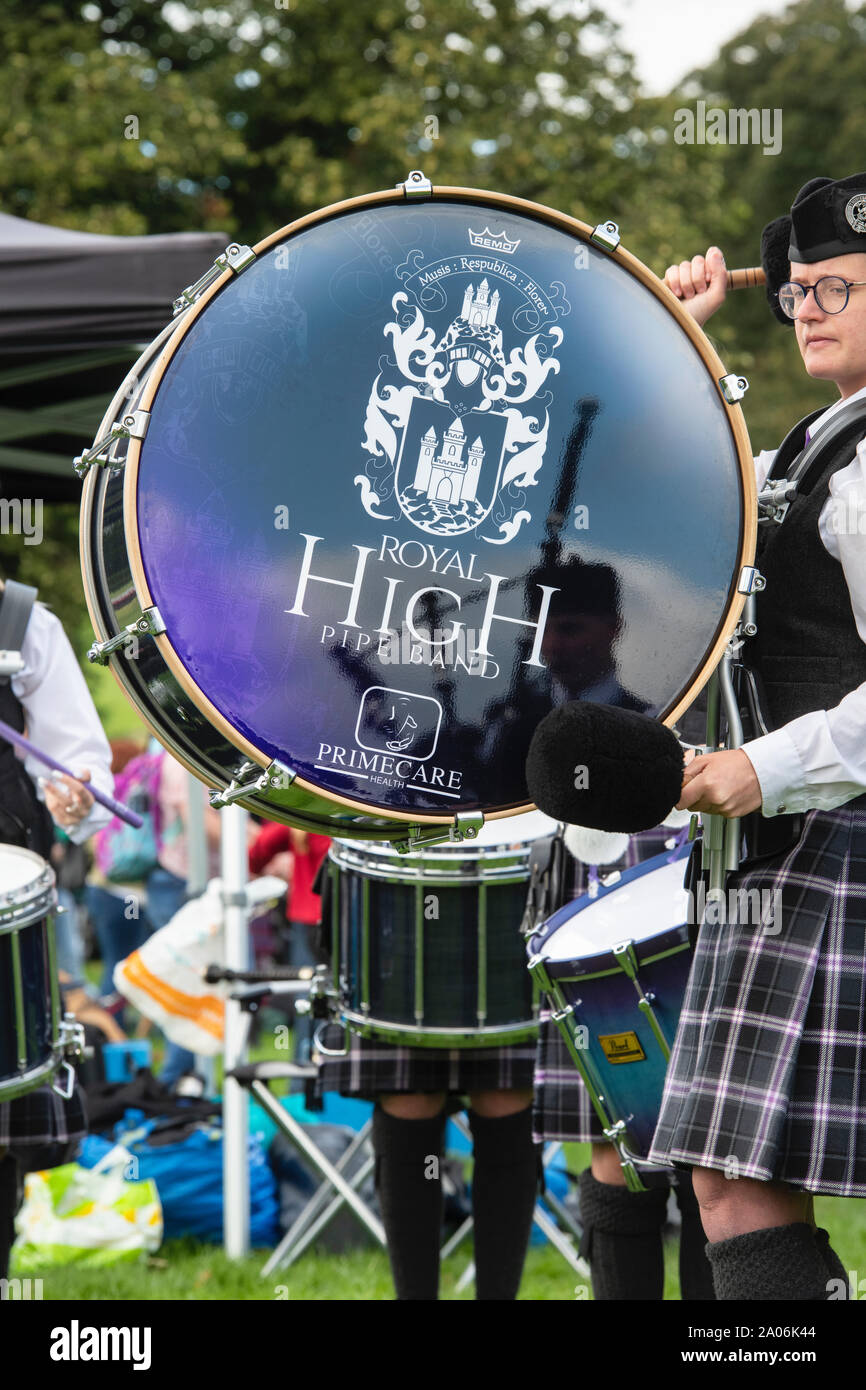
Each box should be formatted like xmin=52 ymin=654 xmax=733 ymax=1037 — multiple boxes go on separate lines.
xmin=761 ymin=173 xmax=866 ymax=326
xmin=789 ymin=173 xmax=866 ymax=263
xmin=761 ymin=214 xmax=794 ymax=327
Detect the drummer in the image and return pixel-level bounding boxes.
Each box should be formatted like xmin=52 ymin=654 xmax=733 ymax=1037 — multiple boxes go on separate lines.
xmin=315 ymin=943 xmax=539 ymax=1301
xmin=0 ymin=578 xmax=113 ymax=1280
xmin=650 ymin=172 xmax=866 ymax=1299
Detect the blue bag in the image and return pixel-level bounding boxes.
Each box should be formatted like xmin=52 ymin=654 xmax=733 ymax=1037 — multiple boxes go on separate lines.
xmin=79 ymin=1110 xmax=279 ymax=1246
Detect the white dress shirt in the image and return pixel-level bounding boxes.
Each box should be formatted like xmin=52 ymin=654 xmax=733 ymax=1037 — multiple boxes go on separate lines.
xmin=10 ymin=603 xmax=114 ymax=843
xmin=742 ymin=383 xmax=866 ymax=815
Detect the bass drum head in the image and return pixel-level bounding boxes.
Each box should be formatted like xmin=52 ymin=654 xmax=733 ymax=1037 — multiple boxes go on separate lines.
xmin=122 ymin=187 xmax=754 ymax=827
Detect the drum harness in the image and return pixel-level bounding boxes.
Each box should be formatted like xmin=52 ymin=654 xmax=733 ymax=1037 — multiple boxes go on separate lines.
xmin=730 ymin=393 xmax=866 ymax=867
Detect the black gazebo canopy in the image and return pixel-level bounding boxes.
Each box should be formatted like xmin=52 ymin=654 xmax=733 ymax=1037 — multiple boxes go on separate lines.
xmin=0 ymin=212 xmax=225 ymax=501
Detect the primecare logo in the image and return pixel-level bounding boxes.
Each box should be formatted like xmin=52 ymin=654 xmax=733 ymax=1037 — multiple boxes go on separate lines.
xmin=49 ymin=1320 xmax=152 ymax=1371
xmin=674 ymin=101 xmax=782 ymax=156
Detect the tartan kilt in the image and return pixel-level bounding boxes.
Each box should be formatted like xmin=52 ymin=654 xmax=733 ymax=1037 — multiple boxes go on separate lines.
xmin=650 ymin=800 xmax=866 ymax=1196
xmin=531 ymin=826 xmax=676 ymax=1144
xmin=314 ymin=1024 xmax=537 ymax=1099
xmin=0 ymin=1081 xmax=88 ymax=1166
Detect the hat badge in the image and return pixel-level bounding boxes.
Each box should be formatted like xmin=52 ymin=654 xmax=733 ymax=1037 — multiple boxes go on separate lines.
xmin=844 ymin=193 xmax=866 ymax=233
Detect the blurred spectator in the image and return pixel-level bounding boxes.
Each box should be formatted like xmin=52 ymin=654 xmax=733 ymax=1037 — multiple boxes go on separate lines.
xmin=0 ymin=578 xmax=113 ymax=1279
xmin=148 ymin=748 xmax=222 ymax=1087
xmin=83 ymin=739 xmax=149 ymax=1011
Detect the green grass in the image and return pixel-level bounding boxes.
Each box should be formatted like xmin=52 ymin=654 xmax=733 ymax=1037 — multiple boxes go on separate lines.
xmin=15 ymin=1130 xmax=866 ymax=1301
xmin=58 ymin=981 xmax=866 ymax=1300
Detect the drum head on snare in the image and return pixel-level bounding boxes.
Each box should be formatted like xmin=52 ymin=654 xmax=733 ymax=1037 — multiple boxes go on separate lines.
xmin=0 ymin=845 xmax=51 ymax=903
xmin=132 ymin=196 xmax=749 ymax=820
xmin=542 ymin=856 xmax=691 ymax=961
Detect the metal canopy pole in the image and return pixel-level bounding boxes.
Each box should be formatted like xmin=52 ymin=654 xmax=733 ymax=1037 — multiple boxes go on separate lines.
xmin=221 ymin=803 xmax=250 ymax=1258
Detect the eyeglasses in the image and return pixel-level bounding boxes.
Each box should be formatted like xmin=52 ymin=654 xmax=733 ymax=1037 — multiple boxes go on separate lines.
xmin=777 ymin=276 xmax=866 ymax=318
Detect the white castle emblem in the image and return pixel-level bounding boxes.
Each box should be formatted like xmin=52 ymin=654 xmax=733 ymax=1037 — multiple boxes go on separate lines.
xmin=414 ymin=417 xmax=486 ymax=506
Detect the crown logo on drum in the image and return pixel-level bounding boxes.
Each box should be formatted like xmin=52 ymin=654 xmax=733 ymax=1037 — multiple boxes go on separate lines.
xmin=468 ymin=226 xmax=521 ymax=254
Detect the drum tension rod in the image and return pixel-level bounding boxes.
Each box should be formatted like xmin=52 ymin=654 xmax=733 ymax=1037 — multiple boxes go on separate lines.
xmin=73 ymin=409 xmax=150 ymax=478
xmin=210 ymin=759 xmax=296 ymax=809
xmin=612 ymin=940 xmax=672 ymax=1063
xmin=172 ymin=242 xmax=257 ymax=316
xmin=390 ymin=810 xmax=484 ymax=854
xmin=87 ymin=606 xmax=166 ymax=665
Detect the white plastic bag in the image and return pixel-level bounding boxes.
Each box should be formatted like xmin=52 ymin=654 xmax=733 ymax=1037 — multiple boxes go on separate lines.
xmin=113 ymin=876 xmax=286 ymax=1054
xmin=12 ymin=1145 xmax=163 ymax=1270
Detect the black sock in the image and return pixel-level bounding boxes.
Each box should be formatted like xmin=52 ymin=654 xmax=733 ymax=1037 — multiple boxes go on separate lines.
xmin=578 ymin=1169 xmax=668 ymax=1300
xmin=372 ymin=1105 xmax=446 ymax=1301
xmin=468 ymin=1106 xmax=539 ymax=1301
xmin=0 ymin=1153 xmax=18 ymax=1280
xmin=815 ymin=1227 xmax=850 ymax=1298
xmin=675 ymin=1171 xmax=716 ymax=1301
xmin=706 ymin=1223 xmax=835 ymax=1301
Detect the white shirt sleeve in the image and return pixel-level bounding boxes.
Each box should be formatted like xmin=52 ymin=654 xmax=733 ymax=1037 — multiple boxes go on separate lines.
xmin=10 ymin=604 xmax=114 ymax=843
xmin=742 ymin=434 xmax=866 ymax=816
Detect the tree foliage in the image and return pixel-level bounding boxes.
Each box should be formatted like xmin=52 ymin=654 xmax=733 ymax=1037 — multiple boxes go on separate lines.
xmin=3 ymin=0 xmax=866 ymax=729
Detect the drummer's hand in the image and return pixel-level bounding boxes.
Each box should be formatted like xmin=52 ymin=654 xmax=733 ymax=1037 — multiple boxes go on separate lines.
xmin=664 ymin=247 xmax=727 ymax=326
xmin=676 ymin=748 xmax=762 ymax=817
xmin=42 ymin=768 xmax=95 ymax=832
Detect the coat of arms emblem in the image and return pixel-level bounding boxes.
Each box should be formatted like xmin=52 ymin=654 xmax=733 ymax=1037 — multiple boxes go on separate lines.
xmin=356 ymin=247 xmax=567 ymax=543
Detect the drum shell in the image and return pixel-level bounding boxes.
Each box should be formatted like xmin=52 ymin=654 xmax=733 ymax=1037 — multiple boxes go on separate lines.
xmin=329 ymin=834 xmax=540 ymax=1047
xmin=536 ymin=925 xmax=691 ymax=1158
xmin=0 ymin=848 xmax=62 ymax=1102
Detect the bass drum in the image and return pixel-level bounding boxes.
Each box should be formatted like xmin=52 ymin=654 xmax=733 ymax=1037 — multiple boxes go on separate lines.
xmin=79 ymin=177 xmax=755 ymax=843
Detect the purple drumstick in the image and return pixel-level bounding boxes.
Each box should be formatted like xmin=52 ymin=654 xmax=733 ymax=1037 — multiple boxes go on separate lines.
xmin=0 ymin=716 xmax=144 ymax=829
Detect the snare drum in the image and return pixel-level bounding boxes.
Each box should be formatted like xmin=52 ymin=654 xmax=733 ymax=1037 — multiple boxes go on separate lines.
xmin=78 ymin=177 xmax=755 ymax=844
xmin=328 ymin=810 xmax=557 ymax=1047
xmin=0 ymin=844 xmax=64 ymax=1102
xmin=528 ymin=844 xmax=692 ymax=1178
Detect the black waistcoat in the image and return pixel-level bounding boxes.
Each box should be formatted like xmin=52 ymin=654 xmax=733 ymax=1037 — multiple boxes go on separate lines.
xmin=749 ymin=411 xmax=866 ymax=730
xmin=0 ymin=676 xmax=54 ymax=856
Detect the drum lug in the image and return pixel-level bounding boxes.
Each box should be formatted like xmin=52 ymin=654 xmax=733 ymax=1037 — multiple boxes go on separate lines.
xmin=397 ymin=169 xmax=433 ymax=200
xmin=612 ymin=939 xmax=639 ymax=978
xmin=590 ymin=219 xmax=620 ymax=252
xmin=73 ymin=409 xmax=150 ymax=478
xmin=210 ymin=758 xmax=296 ymax=809
xmin=737 ymin=565 xmax=765 ymax=596
xmin=390 ymin=810 xmax=484 ymax=854
xmin=87 ymin=605 xmax=165 ymax=664
xmin=172 ymin=241 xmax=257 ymax=316
xmin=601 ymin=1122 xmax=647 ymax=1193
xmin=719 ymin=372 xmax=749 ymax=403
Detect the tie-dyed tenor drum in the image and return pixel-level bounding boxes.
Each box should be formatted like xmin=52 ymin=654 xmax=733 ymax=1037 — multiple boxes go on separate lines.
xmin=78 ymin=173 xmax=755 ymax=843
xmin=527 ymin=843 xmax=693 ymax=1188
